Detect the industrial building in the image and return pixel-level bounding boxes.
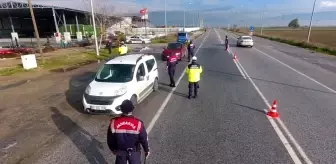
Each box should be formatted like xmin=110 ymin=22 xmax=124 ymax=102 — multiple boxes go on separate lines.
xmin=0 ymin=1 xmax=151 ymax=39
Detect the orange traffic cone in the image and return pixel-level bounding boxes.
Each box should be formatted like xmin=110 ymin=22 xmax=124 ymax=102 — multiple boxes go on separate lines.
xmin=233 ymin=53 xmax=237 ymax=60
xmin=267 ymin=100 xmax=280 ymax=118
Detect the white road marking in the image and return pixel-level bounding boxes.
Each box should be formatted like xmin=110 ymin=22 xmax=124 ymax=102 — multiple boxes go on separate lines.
xmin=227 ymin=48 xmax=247 ymax=79
xmin=214 ymin=29 xmax=247 ymax=79
xmin=146 ymin=30 xmax=210 ymax=133
xmin=217 ymin=29 xmax=309 ymax=164
xmin=253 ymin=48 xmax=336 ymax=94
xmin=3 ymin=142 xmax=17 ymax=150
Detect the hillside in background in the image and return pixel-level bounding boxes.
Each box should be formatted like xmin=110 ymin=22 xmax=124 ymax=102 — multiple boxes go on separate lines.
xmin=134 ymin=10 xmax=336 ymax=27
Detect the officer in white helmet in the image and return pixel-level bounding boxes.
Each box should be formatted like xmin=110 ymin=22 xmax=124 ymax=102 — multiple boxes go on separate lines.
xmin=185 ymin=56 xmax=203 ymax=99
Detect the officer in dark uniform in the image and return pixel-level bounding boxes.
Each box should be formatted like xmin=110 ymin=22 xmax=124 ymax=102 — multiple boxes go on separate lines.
xmin=187 ymin=40 xmax=196 ymax=62
xmin=186 ymin=56 xmax=203 ymax=99
xmin=225 ymin=36 xmax=229 ymax=51
xmin=106 ymin=39 xmax=113 ymax=54
xmin=107 ymin=100 xmax=150 ymax=164
xmin=167 ymin=52 xmax=178 ymax=87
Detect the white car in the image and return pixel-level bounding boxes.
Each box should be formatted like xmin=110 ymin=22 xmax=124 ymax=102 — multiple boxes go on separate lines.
xmin=126 ymin=36 xmax=151 ymax=44
xmin=237 ymin=36 xmax=254 ymax=47
xmin=83 ymin=54 xmax=159 ymax=115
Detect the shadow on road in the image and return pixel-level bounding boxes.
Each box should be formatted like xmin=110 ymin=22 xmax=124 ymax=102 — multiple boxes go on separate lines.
xmin=65 ymin=71 xmax=96 ymax=114
xmin=158 ymin=84 xmax=189 ymax=98
xmin=232 ymin=103 xmax=266 ymax=114
xmin=50 ymin=107 xmax=108 ymax=164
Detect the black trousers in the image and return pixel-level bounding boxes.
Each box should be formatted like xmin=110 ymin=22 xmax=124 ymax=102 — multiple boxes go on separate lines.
xmin=115 ymin=152 xmax=141 ymax=164
xmin=168 ymin=68 xmax=176 ymax=86
xmin=107 ymin=46 xmax=112 ymax=54
xmin=188 ymin=51 xmax=194 ymax=61
xmin=188 ymin=82 xmax=199 ymax=97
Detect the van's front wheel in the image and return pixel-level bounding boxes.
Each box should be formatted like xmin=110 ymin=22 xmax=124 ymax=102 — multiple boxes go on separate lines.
xmin=130 ymin=95 xmax=137 ymax=106
xmin=153 ymin=78 xmax=159 ymax=91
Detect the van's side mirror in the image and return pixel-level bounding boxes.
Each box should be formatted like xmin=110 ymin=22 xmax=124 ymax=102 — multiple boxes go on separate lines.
xmin=138 ymin=76 xmax=145 ymax=81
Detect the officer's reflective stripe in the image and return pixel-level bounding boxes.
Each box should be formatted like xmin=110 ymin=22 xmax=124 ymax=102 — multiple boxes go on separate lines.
xmin=190 ymin=66 xmax=200 ymax=69
xmin=114 ymin=129 xmax=140 ymax=134
xmin=110 ymin=119 xmax=142 ymax=134
xmin=169 ymin=58 xmax=177 ymax=62
xmin=137 ymin=121 xmax=142 ymax=132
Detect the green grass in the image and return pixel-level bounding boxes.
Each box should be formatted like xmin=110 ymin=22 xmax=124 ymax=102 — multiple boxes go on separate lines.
xmin=151 ymin=34 xmax=177 ymax=43
xmin=0 ymin=48 xmax=120 ymax=76
xmin=258 ymin=35 xmax=336 ymax=55
xmin=0 ymin=67 xmax=33 ymax=76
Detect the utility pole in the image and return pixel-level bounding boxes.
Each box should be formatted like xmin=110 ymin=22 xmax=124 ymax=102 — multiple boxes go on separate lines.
xmin=183 ymin=9 xmax=186 ymax=31
xmin=90 ymin=0 xmax=99 ymax=56
xmin=164 ymin=0 xmax=167 ymax=35
xmin=27 ymin=0 xmax=43 ymax=55
xmin=307 ymin=0 xmax=317 ymax=43
xmin=260 ymin=5 xmax=266 ymax=36
xmin=193 ymin=12 xmax=195 ymax=27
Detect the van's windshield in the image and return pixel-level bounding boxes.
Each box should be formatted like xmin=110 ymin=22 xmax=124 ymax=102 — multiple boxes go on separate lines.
xmin=95 ymin=64 xmax=135 ymax=83
xmin=178 ymin=33 xmax=187 ymax=37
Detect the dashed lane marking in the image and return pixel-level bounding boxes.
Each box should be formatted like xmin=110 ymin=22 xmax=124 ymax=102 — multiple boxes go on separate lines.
xmin=146 ymin=30 xmax=210 ymax=133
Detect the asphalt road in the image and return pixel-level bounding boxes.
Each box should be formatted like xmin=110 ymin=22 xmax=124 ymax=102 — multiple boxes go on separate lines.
xmin=1 ymin=29 xmax=335 ymax=164
xmin=219 ymin=29 xmax=336 ymax=163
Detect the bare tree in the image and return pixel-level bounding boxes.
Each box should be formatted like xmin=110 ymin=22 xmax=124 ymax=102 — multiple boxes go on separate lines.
xmin=82 ymin=0 xmax=116 ymax=49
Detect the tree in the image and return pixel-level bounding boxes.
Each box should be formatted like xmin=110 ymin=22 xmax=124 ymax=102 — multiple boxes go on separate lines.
xmin=288 ymin=18 xmax=300 ymax=28
xmin=82 ymin=0 xmax=116 ymax=49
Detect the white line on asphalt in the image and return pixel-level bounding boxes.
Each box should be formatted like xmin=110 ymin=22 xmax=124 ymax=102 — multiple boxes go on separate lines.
xmin=214 ymin=29 xmax=247 ymax=79
xmin=217 ymin=29 xmax=306 ymax=164
xmin=228 ymin=48 xmax=247 ymax=79
xmin=3 ymin=142 xmax=17 ymax=150
xmin=146 ymin=30 xmax=210 ymax=133
xmin=233 ymin=60 xmax=247 ymax=79
xmin=253 ymin=48 xmax=336 ymax=94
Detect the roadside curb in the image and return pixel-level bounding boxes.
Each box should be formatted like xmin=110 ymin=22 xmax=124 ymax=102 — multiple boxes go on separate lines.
xmin=50 ymin=60 xmax=97 ymax=73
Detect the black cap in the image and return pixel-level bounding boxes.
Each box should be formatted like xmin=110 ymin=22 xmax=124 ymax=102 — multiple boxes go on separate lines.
xmin=120 ymin=99 xmax=135 ymax=114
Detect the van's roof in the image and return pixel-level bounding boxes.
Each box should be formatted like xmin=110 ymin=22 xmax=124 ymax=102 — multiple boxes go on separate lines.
xmin=105 ymin=54 xmax=154 ymax=65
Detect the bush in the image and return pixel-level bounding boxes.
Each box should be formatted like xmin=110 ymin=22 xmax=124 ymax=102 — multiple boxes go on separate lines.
xmin=117 ymin=34 xmax=126 ymax=42
xmin=0 ymin=53 xmax=20 ymax=59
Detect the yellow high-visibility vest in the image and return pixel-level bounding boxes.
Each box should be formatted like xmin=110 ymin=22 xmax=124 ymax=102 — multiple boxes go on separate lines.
xmin=186 ymin=63 xmax=203 ymax=82
xmin=118 ymin=45 xmax=128 ymax=55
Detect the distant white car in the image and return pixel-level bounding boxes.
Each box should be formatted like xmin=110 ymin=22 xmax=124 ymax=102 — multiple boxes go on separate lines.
xmin=83 ymin=54 xmax=159 ymax=115
xmin=126 ymin=36 xmax=151 ymax=44
xmin=237 ymin=36 xmax=254 ymax=47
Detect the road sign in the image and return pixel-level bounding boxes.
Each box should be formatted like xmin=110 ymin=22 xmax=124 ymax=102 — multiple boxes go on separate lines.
xmin=250 ymin=26 xmax=254 ymax=32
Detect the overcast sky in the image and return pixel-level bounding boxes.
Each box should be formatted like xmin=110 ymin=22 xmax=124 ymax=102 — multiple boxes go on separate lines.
xmin=1 ymin=0 xmax=336 ymax=25
xmin=2 ymin=0 xmax=336 ymax=15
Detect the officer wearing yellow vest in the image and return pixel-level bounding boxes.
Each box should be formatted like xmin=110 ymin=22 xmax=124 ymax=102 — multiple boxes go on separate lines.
xmin=118 ymin=41 xmax=128 ymax=55
xmin=186 ymin=56 xmax=203 ymax=99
